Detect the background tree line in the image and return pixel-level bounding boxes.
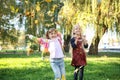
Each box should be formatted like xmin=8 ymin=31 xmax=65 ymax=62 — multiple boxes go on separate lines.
xmin=0 ymin=0 xmax=120 ymax=54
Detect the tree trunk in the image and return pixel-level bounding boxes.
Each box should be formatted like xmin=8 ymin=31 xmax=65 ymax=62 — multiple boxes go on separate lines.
xmin=64 ymin=34 xmax=71 ymax=52
xmin=88 ymin=35 xmax=100 ymax=55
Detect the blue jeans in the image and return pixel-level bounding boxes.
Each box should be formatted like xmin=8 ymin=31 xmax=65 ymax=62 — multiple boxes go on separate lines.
xmin=50 ymin=58 xmax=66 ymax=80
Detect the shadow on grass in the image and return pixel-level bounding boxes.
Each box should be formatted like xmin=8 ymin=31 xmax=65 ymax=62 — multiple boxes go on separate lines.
xmin=0 ymin=51 xmax=120 ymax=58
xmin=87 ymin=52 xmax=120 ymax=58
xmin=0 ymin=53 xmax=41 ymax=58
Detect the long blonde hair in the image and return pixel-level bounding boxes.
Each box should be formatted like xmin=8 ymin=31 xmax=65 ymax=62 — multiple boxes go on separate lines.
xmin=72 ymin=23 xmax=83 ymax=38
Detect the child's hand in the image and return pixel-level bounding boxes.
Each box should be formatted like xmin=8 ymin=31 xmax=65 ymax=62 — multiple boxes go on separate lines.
xmin=75 ymin=38 xmax=79 ymax=44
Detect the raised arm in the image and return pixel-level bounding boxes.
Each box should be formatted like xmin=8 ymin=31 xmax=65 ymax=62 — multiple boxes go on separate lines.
xmin=26 ymin=34 xmax=48 ymax=46
xmin=70 ymin=37 xmax=77 ymax=49
xmin=82 ymin=35 xmax=88 ymax=48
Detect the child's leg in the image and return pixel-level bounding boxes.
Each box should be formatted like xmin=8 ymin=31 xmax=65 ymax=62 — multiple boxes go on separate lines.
xmin=74 ymin=66 xmax=79 ymax=80
xmin=79 ymin=66 xmax=84 ymax=80
xmin=50 ymin=60 xmax=61 ymax=80
xmin=59 ymin=59 xmax=66 ymax=80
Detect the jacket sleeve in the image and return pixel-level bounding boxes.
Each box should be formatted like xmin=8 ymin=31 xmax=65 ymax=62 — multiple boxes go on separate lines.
xmin=70 ymin=38 xmax=77 ymax=49
xmin=38 ymin=38 xmax=49 ymax=47
xmin=28 ymin=35 xmax=49 ymax=47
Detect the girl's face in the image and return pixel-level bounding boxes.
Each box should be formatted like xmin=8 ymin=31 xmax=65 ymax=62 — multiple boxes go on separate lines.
xmin=49 ymin=30 xmax=57 ymax=39
xmin=73 ymin=27 xmax=82 ymax=38
xmin=74 ymin=31 xmax=81 ymax=39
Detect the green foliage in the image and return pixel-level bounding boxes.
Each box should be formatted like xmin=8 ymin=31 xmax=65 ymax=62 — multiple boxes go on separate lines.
xmin=30 ymin=44 xmax=38 ymax=50
xmin=0 ymin=52 xmax=120 ymax=80
xmin=0 ymin=0 xmax=21 ymax=45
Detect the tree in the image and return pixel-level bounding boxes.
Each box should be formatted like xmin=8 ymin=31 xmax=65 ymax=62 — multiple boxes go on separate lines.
xmin=59 ymin=0 xmax=120 ymax=54
xmin=15 ymin=0 xmax=64 ymax=51
xmin=0 ymin=0 xmax=120 ymax=53
xmin=17 ymin=0 xmax=64 ymax=36
xmin=88 ymin=0 xmax=120 ymax=55
xmin=0 ymin=0 xmax=19 ymax=45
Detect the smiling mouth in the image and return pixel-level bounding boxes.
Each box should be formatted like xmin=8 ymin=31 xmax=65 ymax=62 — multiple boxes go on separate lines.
xmin=52 ymin=36 xmax=56 ymax=38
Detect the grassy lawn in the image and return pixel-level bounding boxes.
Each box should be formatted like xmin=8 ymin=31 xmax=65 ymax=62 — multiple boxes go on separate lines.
xmin=0 ymin=52 xmax=120 ymax=80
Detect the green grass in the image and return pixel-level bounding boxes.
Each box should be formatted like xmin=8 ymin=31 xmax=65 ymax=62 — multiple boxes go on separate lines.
xmin=0 ymin=52 xmax=120 ymax=80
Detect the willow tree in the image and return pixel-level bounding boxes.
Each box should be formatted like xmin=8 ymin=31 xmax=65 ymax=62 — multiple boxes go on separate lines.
xmin=88 ymin=0 xmax=120 ymax=54
xmin=59 ymin=0 xmax=120 ymax=54
xmin=59 ymin=0 xmax=93 ymax=52
xmin=73 ymin=0 xmax=120 ymax=54
xmin=58 ymin=0 xmax=76 ymax=52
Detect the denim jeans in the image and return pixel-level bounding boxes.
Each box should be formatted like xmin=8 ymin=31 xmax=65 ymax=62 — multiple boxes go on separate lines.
xmin=50 ymin=58 xmax=66 ymax=80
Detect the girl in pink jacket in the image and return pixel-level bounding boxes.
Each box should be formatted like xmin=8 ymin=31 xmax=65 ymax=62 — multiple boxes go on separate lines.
xmin=27 ymin=28 xmax=66 ymax=80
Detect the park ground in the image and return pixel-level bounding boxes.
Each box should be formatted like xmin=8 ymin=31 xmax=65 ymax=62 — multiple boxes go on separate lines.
xmin=0 ymin=52 xmax=120 ymax=80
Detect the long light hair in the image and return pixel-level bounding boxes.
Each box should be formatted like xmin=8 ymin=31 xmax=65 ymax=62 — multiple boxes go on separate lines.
xmin=72 ymin=23 xmax=83 ymax=38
